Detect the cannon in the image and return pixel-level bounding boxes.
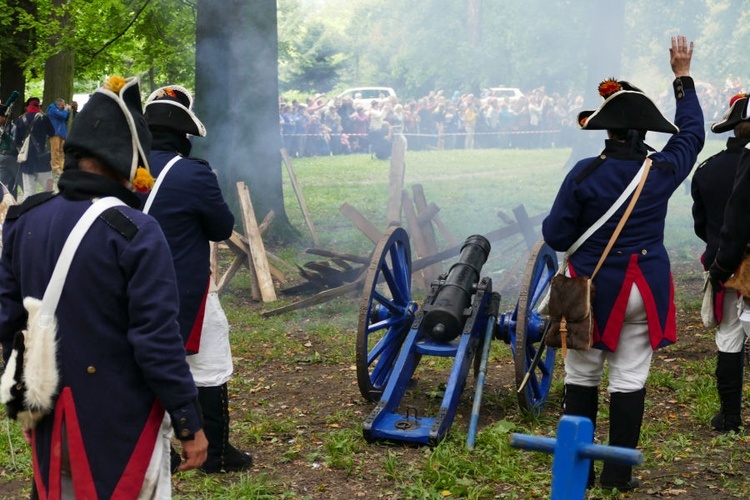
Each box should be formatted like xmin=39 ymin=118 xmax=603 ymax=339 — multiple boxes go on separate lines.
xmin=357 ymin=226 xmax=558 ymax=445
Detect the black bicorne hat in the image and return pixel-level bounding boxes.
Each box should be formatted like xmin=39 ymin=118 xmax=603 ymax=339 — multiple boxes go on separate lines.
xmin=144 ymin=85 xmax=206 ymax=137
xmin=578 ymin=79 xmax=678 ymax=134
xmin=711 ymin=94 xmax=750 ymax=133
xmin=65 ymin=76 xmax=151 ymax=185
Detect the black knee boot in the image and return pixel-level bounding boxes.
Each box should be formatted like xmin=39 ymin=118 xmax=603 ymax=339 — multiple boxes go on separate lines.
xmin=563 ymin=384 xmax=599 ymax=488
xmin=711 ymin=351 xmax=744 ymax=433
xmin=600 ymin=388 xmax=645 ymax=492
xmin=198 ymin=383 xmax=253 ymax=473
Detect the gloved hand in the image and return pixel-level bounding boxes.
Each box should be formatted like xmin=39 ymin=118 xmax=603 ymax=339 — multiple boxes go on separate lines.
xmin=708 ymin=261 xmax=732 ymax=292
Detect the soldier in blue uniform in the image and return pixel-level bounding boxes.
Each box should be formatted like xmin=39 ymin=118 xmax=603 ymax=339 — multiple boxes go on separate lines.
xmin=0 ymin=76 xmax=207 ymax=498
xmin=140 ymin=85 xmax=252 ymax=473
xmin=691 ymin=94 xmax=750 ymax=433
xmin=542 ymin=35 xmax=704 ymax=491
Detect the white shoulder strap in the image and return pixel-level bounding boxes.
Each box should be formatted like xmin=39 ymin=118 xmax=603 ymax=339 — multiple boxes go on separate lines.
xmin=38 ymin=196 xmax=126 ymax=325
xmin=564 ymin=158 xmax=650 ymax=259
xmin=143 ymin=155 xmax=182 ymax=214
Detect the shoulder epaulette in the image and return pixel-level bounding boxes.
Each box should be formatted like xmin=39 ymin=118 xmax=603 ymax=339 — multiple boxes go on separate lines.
xmin=694 ymin=151 xmax=722 ymax=172
xmin=186 ymin=156 xmax=211 ymax=168
xmin=100 ymin=207 xmax=139 ymax=241
xmin=6 ymin=192 xmax=56 ymax=220
xmin=575 ymin=155 xmax=607 ymax=183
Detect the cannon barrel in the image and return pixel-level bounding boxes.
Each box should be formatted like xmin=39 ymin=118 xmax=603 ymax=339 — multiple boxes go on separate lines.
xmin=422 ymin=235 xmax=491 ymax=342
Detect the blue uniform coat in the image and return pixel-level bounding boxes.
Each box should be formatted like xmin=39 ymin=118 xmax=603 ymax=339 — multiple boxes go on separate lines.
xmin=542 ymin=78 xmax=704 ymax=352
xmin=138 ymin=150 xmax=234 ymax=352
xmin=0 ymin=184 xmax=201 ymax=499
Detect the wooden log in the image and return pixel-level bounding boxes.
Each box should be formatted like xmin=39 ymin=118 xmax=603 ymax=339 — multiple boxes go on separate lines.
xmin=402 ymin=190 xmax=434 ymax=288
xmin=339 ymin=202 xmax=383 ymax=243
xmin=258 ymin=210 xmax=275 ymax=235
xmin=305 ymin=248 xmax=372 ymax=265
xmin=237 ymin=181 xmax=277 ymax=302
xmin=261 ymin=279 xmax=364 ymax=317
xmin=386 ymin=134 xmax=407 ymax=225
xmin=411 ymin=185 xmax=440 ymax=261
xmin=216 ymin=253 xmax=248 ymax=295
xmin=412 ymin=183 xmax=456 ymax=246
xmin=281 ymin=148 xmax=320 ymax=245
xmin=415 ymin=202 xmax=441 ymax=226
xmin=513 ymin=205 xmax=538 ymax=251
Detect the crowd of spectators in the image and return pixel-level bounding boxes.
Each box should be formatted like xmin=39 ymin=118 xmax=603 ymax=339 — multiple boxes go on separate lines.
xmin=280 ymin=78 xmax=744 ymax=159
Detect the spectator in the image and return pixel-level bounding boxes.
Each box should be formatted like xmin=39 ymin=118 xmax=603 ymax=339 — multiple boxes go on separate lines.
xmin=46 ymin=98 xmax=71 ymax=175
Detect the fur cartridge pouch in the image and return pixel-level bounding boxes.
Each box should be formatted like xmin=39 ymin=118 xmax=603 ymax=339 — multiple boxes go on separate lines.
xmin=0 ymin=297 xmax=60 ymax=429
xmin=545 ymin=274 xmax=595 ymax=357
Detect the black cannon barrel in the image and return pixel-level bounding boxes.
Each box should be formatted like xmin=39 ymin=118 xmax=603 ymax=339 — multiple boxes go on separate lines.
xmin=422 ymin=234 xmax=491 ymax=342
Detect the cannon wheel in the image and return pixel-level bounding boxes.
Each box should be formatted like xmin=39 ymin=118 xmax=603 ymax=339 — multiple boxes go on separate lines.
xmin=513 ymin=240 xmax=558 ymax=413
xmin=356 ymin=226 xmax=416 ymax=401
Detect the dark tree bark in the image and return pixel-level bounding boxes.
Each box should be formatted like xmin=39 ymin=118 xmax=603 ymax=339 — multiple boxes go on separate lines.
xmin=564 ymin=1 xmax=625 ymax=169
xmin=195 ymin=0 xmax=293 ymax=242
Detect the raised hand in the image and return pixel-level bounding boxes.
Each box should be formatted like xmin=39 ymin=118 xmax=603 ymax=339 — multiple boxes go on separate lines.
xmin=669 ymin=35 xmax=693 ymax=78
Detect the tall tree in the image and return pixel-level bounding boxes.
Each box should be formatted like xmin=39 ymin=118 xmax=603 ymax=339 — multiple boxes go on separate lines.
xmin=195 ymin=0 xmax=291 ymax=240
xmin=42 ymin=0 xmax=74 ymax=106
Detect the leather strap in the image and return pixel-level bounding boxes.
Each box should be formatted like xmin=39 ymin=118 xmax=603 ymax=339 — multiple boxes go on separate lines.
xmin=142 ymin=155 xmax=181 ymax=214
xmin=38 ymin=197 xmax=126 ymax=326
xmin=591 ymin=158 xmax=652 ymax=279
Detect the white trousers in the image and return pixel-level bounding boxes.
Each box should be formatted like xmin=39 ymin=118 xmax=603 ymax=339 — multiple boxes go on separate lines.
xmin=717 ymin=290 xmax=750 ymax=353
xmin=187 ymin=291 xmax=234 ymax=387
xmin=22 ymin=171 xmax=52 ymax=197
xmin=564 ymin=284 xmax=653 ymax=393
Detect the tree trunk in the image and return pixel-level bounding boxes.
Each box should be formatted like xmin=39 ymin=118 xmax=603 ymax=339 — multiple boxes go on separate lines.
xmin=195 ymin=0 xmax=294 ymax=242
xmin=564 ymin=1 xmax=625 ymax=170
xmin=43 ymin=0 xmax=75 ymax=107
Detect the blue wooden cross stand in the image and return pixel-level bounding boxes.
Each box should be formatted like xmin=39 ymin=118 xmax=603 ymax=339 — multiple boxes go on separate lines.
xmin=509 ymin=415 xmax=643 ymax=499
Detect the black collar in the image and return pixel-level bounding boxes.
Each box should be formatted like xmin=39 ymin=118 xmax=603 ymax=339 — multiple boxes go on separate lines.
xmin=600 ymin=139 xmax=650 ymax=161
xmin=57 ymin=170 xmax=142 ymax=208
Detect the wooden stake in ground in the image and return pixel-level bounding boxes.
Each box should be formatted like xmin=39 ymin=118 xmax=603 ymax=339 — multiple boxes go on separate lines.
xmin=281 ymin=147 xmax=320 ymax=245
xmin=386 ymin=134 xmax=407 ymax=225
xmin=237 ymin=181 xmax=277 ymax=302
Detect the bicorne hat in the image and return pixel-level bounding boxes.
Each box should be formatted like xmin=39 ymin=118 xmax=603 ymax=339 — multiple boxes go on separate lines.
xmin=64 ymin=76 xmax=153 ymax=191
xmin=578 ymin=79 xmax=678 ymax=134
xmin=710 ymin=94 xmax=750 ymax=133
xmin=144 ymin=85 xmax=206 ymax=137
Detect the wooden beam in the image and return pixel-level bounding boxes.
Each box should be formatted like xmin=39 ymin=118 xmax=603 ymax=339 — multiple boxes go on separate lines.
xmin=512 ymin=204 xmax=538 ymax=251
xmin=386 ymin=134 xmax=407 ymax=225
xmin=261 ymin=279 xmax=364 ymax=317
xmin=412 ymin=183 xmax=456 ymax=246
xmin=281 ymin=148 xmax=320 ymax=245
xmin=237 ymin=181 xmax=277 ymax=302
xmin=339 ymin=202 xmax=383 ymax=243
xmin=305 ymin=248 xmax=372 ymax=265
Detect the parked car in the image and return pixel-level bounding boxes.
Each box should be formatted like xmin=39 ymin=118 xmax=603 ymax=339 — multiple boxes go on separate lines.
xmin=336 ymin=87 xmax=397 ymax=109
xmin=481 ymin=87 xmax=525 ymax=105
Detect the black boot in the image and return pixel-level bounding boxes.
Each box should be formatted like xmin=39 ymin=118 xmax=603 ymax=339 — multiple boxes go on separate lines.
xmin=600 ymin=388 xmax=645 ymax=492
xmin=563 ymin=384 xmax=599 ymax=489
xmin=198 ymin=384 xmax=253 ymax=473
xmin=711 ymin=351 xmax=744 ymax=433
